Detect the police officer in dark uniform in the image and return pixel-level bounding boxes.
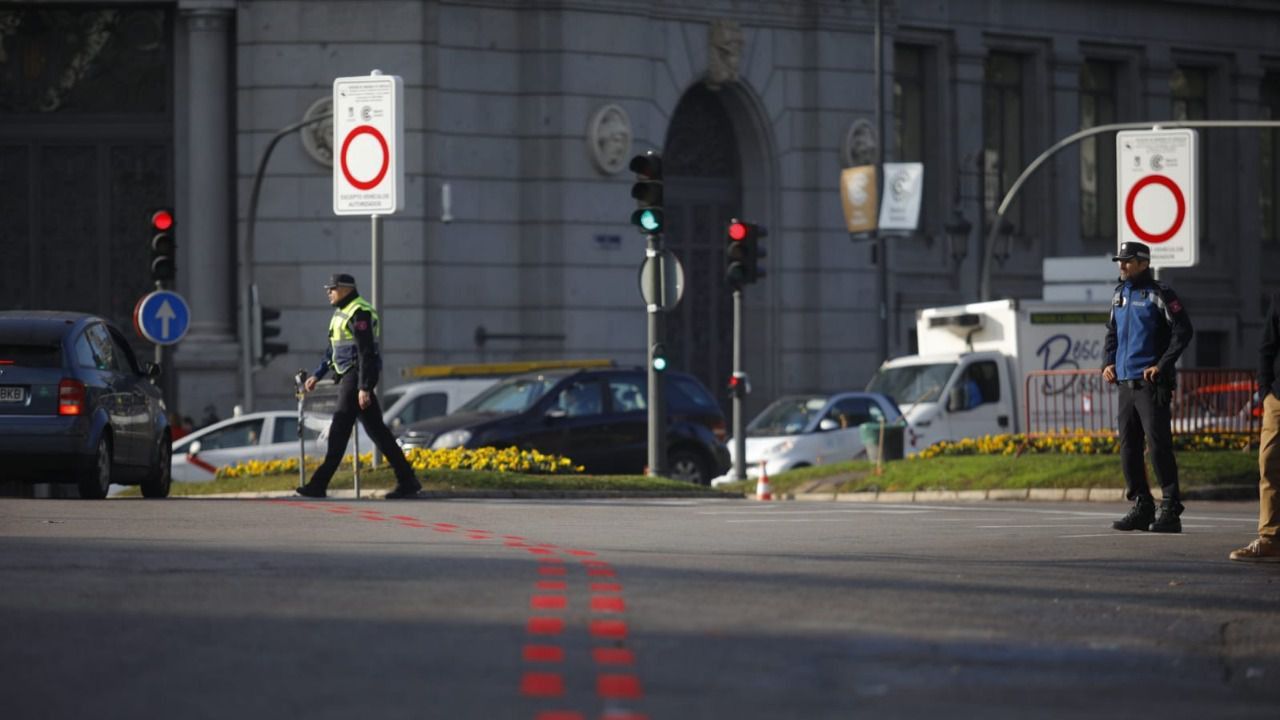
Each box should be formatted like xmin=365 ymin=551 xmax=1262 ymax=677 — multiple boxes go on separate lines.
xmin=296 ymin=273 xmax=422 ymax=499
xmin=1102 ymin=241 xmax=1194 ymax=532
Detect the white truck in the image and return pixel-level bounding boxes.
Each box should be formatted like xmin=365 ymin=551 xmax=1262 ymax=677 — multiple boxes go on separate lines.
xmin=866 ymin=299 xmax=1111 ymax=454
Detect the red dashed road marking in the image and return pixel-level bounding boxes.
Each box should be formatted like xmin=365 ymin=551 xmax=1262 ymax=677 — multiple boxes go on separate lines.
xmin=590 ymin=583 xmax=621 ymax=593
xmin=565 ymin=549 xmax=596 ymax=557
xmin=597 ymin=674 xmax=643 ymax=699
xmin=520 ymin=672 xmax=565 ymax=698
xmin=589 ymin=620 xmax=628 ymax=639
xmin=539 ymin=566 xmax=568 ymax=577
xmin=587 ymin=568 xmax=616 ymax=577
xmin=523 ymin=645 xmax=565 ymax=663
xmin=527 ymin=617 xmax=566 ymax=635
xmin=592 ymin=647 xmax=635 ymax=666
xmin=590 ymin=596 xmax=625 ymax=613
xmin=536 ymin=580 xmax=567 ymax=591
xmin=600 ymin=712 xmax=648 ymax=720
xmin=531 ymin=595 xmax=567 ymax=610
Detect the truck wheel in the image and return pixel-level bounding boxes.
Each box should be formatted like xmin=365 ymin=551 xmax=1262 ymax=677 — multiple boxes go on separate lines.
xmin=78 ymin=436 xmax=112 ymax=500
xmin=668 ymin=449 xmax=710 ymax=486
xmin=140 ymin=434 xmax=172 ymax=499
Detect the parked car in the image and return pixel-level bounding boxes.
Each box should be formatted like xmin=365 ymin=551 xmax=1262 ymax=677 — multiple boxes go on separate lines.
xmin=711 ymin=391 xmax=904 ymax=485
xmin=171 ymin=410 xmax=334 ymax=483
xmin=0 ymin=311 xmax=171 ymax=498
xmin=380 ymin=377 xmax=498 ymax=435
xmin=1181 ymin=380 xmax=1262 ymax=433
xmin=398 ymin=368 xmax=730 ymax=484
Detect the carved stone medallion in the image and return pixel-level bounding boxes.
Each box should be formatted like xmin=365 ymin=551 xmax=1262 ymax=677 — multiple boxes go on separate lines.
xmin=300 ymin=95 xmax=333 ymax=168
xmin=706 ymin=19 xmax=744 ymax=90
xmin=843 ymin=118 xmax=879 ymax=167
xmin=586 ymin=103 xmax=632 ymax=175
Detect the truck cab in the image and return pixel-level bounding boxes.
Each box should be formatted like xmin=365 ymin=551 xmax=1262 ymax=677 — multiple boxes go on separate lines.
xmin=869 ymin=352 xmax=1017 ymax=454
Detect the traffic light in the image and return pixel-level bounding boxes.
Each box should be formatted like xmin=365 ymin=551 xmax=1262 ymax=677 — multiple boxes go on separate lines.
xmin=149 ymin=208 xmax=176 ymax=285
xmin=251 ymin=284 xmax=288 ymax=365
xmin=650 ymin=342 xmax=668 ymax=373
xmin=629 ymin=151 xmax=663 ymax=234
xmin=726 ymin=219 xmax=748 ymax=288
xmin=742 ymin=221 xmax=768 ymax=284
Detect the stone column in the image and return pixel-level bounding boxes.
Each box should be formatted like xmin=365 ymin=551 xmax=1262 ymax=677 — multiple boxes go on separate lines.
xmin=175 ymin=0 xmax=239 ymax=420
xmin=1050 ymin=39 xmax=1083 ymax=256
xmin=951 ymin=28 xmax=986 ymax=300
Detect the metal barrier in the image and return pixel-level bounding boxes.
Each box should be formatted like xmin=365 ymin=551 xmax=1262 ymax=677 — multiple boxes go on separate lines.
xmin=1023 ymin=368 xmax=1259 ymax=437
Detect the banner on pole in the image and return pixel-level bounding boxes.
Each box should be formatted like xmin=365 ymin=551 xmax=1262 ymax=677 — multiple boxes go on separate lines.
xmin=878 ymin=162 xmax=924 ymax=232
xmin=840 ymin=165 xmax=878 ymax=233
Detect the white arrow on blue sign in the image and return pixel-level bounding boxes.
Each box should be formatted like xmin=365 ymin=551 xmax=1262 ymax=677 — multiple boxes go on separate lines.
xmin=134 ymin=290 xmax=191 ymax=346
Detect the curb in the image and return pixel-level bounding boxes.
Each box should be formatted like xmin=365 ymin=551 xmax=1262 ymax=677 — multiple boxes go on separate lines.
xmin=164 ymin=488 xmax=732 ymax=501
xmin=776 ymin=485 xmax=1258 ymax=503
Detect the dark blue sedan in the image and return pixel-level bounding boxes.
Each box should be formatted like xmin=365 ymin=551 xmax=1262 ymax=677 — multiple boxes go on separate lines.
xmin=0 ymin=311 xmax=172 ymax=498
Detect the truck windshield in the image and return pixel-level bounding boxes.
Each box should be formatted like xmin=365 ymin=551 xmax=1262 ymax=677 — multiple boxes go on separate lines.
xmin=867 ymin=364 xmax=956 ymax=406
xmin=747 ymin=396 xmax=828 ymax=437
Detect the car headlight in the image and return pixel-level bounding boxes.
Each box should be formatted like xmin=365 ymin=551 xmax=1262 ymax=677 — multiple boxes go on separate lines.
xmin=760 ymin=439 xmax=795 ymax=458
xmin=431 ymin=429 xmax=472 ymax=449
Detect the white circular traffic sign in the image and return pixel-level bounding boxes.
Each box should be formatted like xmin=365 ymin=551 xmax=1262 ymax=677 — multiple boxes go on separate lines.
xmin=339 ymin=125 xmax=389 ymax=191
xmin=1124 ymin=174 xmax=1185 ymax=244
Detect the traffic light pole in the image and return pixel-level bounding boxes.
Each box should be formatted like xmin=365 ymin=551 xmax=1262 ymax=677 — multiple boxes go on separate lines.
xmin=646 ymin=233 xmax=667 ymax=478
xmin=731 ymin=287 xmax=745 ymax=481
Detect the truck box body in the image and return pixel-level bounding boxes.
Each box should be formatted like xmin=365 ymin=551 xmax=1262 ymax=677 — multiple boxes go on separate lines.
xmin=867 ymin=299 xmax=1110 ymax=454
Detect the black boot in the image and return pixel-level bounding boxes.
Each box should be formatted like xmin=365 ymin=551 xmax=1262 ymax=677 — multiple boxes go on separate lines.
xmin=1112 ymin=495 xmax=1155 ymax=531
xmin=1150 ymin=499 xmax=1184 ymax=534
xmin=385 ymin=475 xmax=422 ymax=500
xmin=295 ymin=483 xmax=327 ymax=499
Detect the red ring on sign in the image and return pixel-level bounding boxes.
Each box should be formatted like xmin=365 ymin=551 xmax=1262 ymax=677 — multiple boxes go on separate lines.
xmin=339 ymin=125 xmax=390 ymax=191
xmin=1124 ymin=174 xmax=1185 ymax=244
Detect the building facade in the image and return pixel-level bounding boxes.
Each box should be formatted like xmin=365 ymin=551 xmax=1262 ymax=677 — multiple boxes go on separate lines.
xmin=1 ymin=0 xmax=1277 ymax=420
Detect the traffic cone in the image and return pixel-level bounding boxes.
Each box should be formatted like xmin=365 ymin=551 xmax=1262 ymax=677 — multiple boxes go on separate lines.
xmin=756 ymin=461 xmax=773 ymax=501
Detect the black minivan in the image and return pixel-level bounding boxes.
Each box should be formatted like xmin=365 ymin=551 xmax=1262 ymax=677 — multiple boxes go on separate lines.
xmin=398 ymin=368 xmax=730 ymax=484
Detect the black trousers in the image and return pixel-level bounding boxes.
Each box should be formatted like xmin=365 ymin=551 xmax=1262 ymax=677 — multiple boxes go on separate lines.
xmin=1116 ymin=381 xmax=1179 ymax=503
xmin=309 ymin=372 xmax=417 ymax=489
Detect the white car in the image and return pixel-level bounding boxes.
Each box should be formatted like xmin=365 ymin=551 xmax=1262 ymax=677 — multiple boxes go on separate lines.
xmin=711 ymin=392 xmax=904 ymax=486
xmin=171 ymin=411 xmax=336 ymax=483
xmin=380 ymin=377 xmax=498 ymax=435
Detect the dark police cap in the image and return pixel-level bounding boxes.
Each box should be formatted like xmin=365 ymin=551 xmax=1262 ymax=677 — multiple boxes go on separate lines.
xmin=323 ymin=273 xmax=357 ymax=289
xmin=1111 ymin=241 xmax=1151 ymax=262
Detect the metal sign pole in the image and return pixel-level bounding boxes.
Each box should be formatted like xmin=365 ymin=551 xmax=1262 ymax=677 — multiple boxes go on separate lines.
xmin=732 ymin=288 xmax=745 ymax=481
xmin=370 ymin=213 xmax=382 ymax=470
xmin=646 ymin=235 xmax=667 ymax=477
xmin=295 ymin=370 xmax=307 ymax=489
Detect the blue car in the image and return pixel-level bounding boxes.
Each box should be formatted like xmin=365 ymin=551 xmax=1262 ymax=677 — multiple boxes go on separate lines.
xmin=0 ymin=311 xmax=172 ymax=498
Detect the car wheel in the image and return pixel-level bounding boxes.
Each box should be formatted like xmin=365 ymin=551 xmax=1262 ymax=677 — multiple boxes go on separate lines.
xmin=141 ymin=434 xmax=172 ymax=499
xmin=668 ymin=448 xmax=710 ymax=486
xmin=77 ymin=435 xmax=111 ymax=500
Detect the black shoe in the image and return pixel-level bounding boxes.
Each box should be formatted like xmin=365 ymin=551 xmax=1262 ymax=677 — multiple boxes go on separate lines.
xmin=295 ymin=484 xmax=327 ymax=499
xmin=385 ymin=481 xmax=422 ymax=500
xmin=1112 ymin=496 xmax=1155 ymax=531
xmin=1150 ymin=500 xmax=1184 ymax=534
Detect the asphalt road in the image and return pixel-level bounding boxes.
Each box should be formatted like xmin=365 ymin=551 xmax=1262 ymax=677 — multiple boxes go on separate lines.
xmin=2 ymin=496 xmax=1278 ymax=719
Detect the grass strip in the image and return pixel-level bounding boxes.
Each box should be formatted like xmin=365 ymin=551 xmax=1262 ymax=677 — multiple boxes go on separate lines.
xmin=714 ymin=450 xmax=1259 ymax=496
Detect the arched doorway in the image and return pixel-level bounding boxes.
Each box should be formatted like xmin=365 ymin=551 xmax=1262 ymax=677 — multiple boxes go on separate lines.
xmin=663 ymin=85 xmax=742 ymax=411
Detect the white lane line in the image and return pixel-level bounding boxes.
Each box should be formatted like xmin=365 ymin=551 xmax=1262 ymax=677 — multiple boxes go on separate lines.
xmin=975 ymin=524 xmax=1100 ymax=528
xmin=1058 ymin=532 xmax=1194 ymax=538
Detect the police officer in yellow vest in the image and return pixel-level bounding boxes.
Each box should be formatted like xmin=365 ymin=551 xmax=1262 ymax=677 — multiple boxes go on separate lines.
xmin=296 ymin=273 xmax=422 ymax=499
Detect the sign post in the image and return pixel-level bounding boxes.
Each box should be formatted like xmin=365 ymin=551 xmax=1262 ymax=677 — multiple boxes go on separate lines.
xmin=1116 ymin=128 xmax=1198 ymax=268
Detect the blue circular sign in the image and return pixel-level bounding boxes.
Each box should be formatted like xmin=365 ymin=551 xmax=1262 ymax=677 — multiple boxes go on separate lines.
xmin=134 ymin=290 xmax=191 ymax=346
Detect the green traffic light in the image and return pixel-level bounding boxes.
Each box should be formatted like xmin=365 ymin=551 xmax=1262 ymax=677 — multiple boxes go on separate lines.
xmin=652 ymin=355 xmax=668 ymax=372
xmin=632 ymin=208 xmax=664 ymax=233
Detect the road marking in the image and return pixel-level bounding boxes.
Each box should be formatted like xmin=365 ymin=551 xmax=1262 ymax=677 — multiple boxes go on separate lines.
xmin=520 ymin=672 xmax=565 ymax=697
xmin=593 ymin=648 xmax=635 ymax=665
xmin=589 ymin=619 xmax=628 ymax=639
xmin=597 ymin=673 xmax=643 ymax=699
xmin=531 ymin=595 xmax=567 ymax=610
xmin=1058 ymin=532 xmax=1194 ymax=538
xmin=524 ymin=645 xmax=564 ymax=663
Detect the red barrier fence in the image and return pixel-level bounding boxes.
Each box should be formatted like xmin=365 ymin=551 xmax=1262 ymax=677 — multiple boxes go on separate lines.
xmin=1023 ymin=368 xmax=1260 ymax=437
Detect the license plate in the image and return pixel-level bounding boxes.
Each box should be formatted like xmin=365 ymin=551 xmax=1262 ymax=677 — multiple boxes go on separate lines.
xmin=0 ymin=386 xmax=24 ymax=403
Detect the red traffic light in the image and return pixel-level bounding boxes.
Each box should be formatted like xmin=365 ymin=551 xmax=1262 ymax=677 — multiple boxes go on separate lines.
xmin=151 ymin=209 xmax=174 ymax=232
xmin=728 ymin=222 xmax=748 ymax=241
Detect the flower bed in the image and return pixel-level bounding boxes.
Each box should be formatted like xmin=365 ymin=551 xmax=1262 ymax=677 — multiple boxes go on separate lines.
xmin=912 ymin=432 xmax=1254 ymax=460
xmin=215 ymin=446 xmax=583 ymax=479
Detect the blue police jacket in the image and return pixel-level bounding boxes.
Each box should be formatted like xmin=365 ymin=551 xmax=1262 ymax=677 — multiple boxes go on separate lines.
xmin=1103 ymin=270 xmax=1194 ymax=382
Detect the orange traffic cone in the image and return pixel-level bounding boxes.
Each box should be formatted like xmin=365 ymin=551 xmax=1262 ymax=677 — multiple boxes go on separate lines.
xmin=756 ymin=461 xmax=773 ymax=501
